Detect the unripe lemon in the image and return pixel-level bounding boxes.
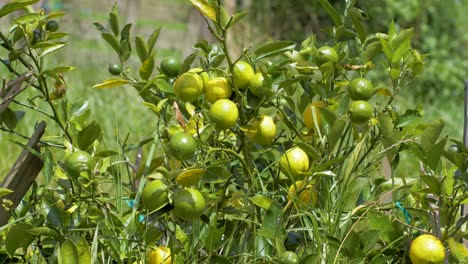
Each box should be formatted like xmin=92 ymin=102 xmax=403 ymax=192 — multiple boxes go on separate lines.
xmin=173 ymin=188 xmax=206 ymax=221
xmin=141 ymin=180 xmax=169 ymax=212
xmin=348 ymin=78 xmax=374 ymax=101
xmin=349 ymin=100 xmax=373 ymax=124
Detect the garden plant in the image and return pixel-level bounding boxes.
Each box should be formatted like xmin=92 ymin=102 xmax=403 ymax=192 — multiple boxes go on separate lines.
xmin=0 ymin=0 xmax=466 ymax=263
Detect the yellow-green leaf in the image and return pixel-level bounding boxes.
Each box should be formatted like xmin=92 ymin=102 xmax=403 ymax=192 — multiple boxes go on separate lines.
xmin=447 ymin=238 xmax=468 ymax=262
xmin=93 ymin=78 xmax=129 ymax=89
xmin=189 ymin=0 xmax=216 ymax=21
xmin=175 ymin=169 xmax=205 ymax=187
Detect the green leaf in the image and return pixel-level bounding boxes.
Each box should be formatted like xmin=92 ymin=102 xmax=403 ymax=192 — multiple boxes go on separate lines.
xmin=153 ymin=78 xmax=173 ymax=93
xmin=295 ymin=142 xmax=319 ymax=161
xmin=93 ymin=78 xmax=129 ymax=89
xmin=6 ymin=223 xmax=34 ymax=256
xmin=180 ymin=52 xmax=198 ymax=74
xmin=120 ymin=23 xmax=132 ymax=42
xmin=390 ymin=28 xmax=414 ymax=50
xmin=0 ymin=107 xmax=18 ymax=129
xmin=249 ymin=195 xmax=272 ymax=209
xmin=59 ymin=239 xmax=79 ymax=264
xmin=254 ymin=41 xmax=296 ymax=60
xmin=350 ymin=8 xmax=366 ymax=43
xmin=190 ymin=0 xmax=216 ymax=21
xmin=0 ymin=187 xmax=13 ymax=198
xmin=101 ymin=32 xmax=120 ymax=54
xmin=119 ymin=39 xmax=131 ymax=63
xmin=417 ymin=119 xmax=444 ymax=154
xmin=447 ymin=238 xmax=468 ymax=261
xmin=226 ymin=12 xmax=247 ymax=29
xmin=77 ymin=121 xmax=102 ymax=150
xmin=28 ymin=227 xmax=60 ymax=238
xmin=203 ymin=225 xmax=225 ymax=251
xmin=364 ymin=41 xmax=381 ymax=61
xmin=203 ymin=165 xmax=231 ymax=183
xmin=425 ymin=138 xmax=447 ymax=171
xmin=139 ymin=52 xmax=155 ymax=80
xmin=135 ymin=35 xmax=149 ymax=63
xmin=318 ymin=0 xmax=342 ymax=26
xmin=147 ymin=26 xmax=161 ymax=55
xmin=391 ymin=39 xmax=411 ymax=64
xmin=379 ymin=38 xmax=392 ymax=61
xmin=0 ymin=0 xmax=39 ymax=19
xmin=420 ymin=175 xmax=441 ymax=195
xmin=36 ymin=42 xmax=66 ymax=57
xmin=327 ymin=117 xmax=347 ymax=152
xmin=208 ymin=255 xmax=232 ymax=264
xmin=109 ymin=4 xmax=119 ymax=36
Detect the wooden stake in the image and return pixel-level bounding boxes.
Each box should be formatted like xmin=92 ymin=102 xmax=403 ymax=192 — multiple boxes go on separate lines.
xmin=0 ymin=121 xmax=46 ymax=226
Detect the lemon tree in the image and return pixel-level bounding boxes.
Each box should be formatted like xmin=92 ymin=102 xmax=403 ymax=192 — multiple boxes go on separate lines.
xmin=1 ymin=1 xmax=466 ymax=263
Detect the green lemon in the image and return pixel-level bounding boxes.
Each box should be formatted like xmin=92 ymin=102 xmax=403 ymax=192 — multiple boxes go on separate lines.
xmin=173 ymin=188 xmax=206 ymax=221
xmin=167 ymin=132 xmax=197 ymax=161
xmin=141 ymin=180 xmax=169 ymax=212
xmin=63 ymin=151 xmax=93 ymax=179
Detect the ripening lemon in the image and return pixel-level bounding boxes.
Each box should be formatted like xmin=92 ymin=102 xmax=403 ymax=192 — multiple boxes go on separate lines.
xmin=288 ymin=180 xmax=318 ymax=207
xmin=173 ymin=72 xmax=204 ymax=102
xmin=247 ymin=115 xmax=277 ymax=145
xmin=141 ymin=180 xmax=169 ymax=212
xmin=248 ymin=72 xmax=267 ymax=97
xmin=280 ymin=147 xmax=309 ymax=179
xmin=204 ymin=77 xmax=232 ymax=103
xmin=148 ymin=246 xmax=172 ymax=264
xmin=173 ymin=188 xmax=206 ymax=221
xmin=232 ymin=61 xmax=254 ymax=89
xmin=209 ymin=99 xmax=239 ymax=130
xmin=409 ymin=234 xmax=445 ymax=264
xmin=302 ymin=101 xmax=325 ymax=130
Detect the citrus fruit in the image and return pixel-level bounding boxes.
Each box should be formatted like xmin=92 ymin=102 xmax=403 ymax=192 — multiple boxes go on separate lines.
xmin=232 ymin=61 xmax=254 ymax=89
xmin=349 ymin=100 xmax=373 ymax=124
xmin=45 ymin=20 xmax=59 ymax=32
xmin=160 ymin=57 xmax=180 ymax=78
xmin=167 ymin=132 xmax=197 ymax=161
xmin=409 ymin=234 xmax=445 ymax=264
xmin=173 ymin=188 xmax=206 ymax=221
xmin=280 ymin=147 xmax=309 ymax=179
xmin=288 ymin=180 xmax=318 ymax=207
xmin=302 ymin=101 xmax=324 ymax=130
xmin=173 ymin=72 xmax=204 ymax=102
xmin=248 ymin=72 xmax=267 ymax=97
xmin=141 ymin=180 xmax=169 ymax=212
xmin=209 ymin=99 xmax=239 ymax=130
xmin=315 ymin=46 xmax=338 ymax=65
xmin=108 ymin=63 xmax=122 ymax=75
xmin=279 ymin=251 xmax=299 ymax=264
xmin=63 ymin=151 xmax=93 ymax=179
xmin=348 ymin=78 xmax=374 ymax=101
xmin=31 ymin=29 xmax=41 ymax=45
xmin=204 ymin=77 xmax=232 ymax=103
xmin=148 ymin=246 xmax=172 ymax=264
xmin=247 ymin=115 xmax=277 ymax=145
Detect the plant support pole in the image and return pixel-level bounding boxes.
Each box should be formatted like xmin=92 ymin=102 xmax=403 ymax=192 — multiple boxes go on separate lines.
xmin=464 ymin=80 xmax=468 ymax=247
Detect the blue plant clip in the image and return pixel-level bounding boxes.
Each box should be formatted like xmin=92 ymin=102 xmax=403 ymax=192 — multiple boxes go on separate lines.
xmin=126 ymin=199 xmax=145 ymax=222
xmin=395 ymin=201 xmax=412 ymax=224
